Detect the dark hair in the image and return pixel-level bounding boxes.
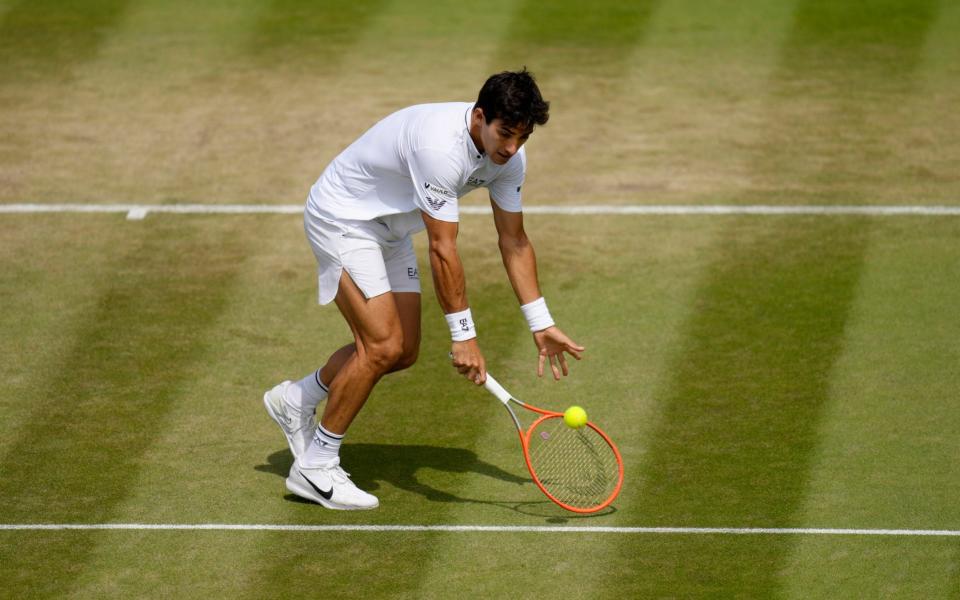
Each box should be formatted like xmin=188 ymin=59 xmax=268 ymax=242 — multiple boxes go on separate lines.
xmin=475 ymin=68 xmax=550 ymax=130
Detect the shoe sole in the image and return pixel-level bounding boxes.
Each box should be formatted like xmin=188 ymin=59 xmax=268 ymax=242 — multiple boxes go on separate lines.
xmin=285 ymin=475 xmax=379 ymax=511
xmin=263 ymin=388 xmax=300 ymax=459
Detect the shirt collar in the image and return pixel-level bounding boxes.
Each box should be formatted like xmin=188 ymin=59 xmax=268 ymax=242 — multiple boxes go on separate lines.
xmin=464 ymin=105 xmax=484 ymax=165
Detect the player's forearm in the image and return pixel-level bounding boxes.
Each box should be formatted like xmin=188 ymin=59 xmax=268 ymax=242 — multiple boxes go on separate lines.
xmin=428 ymin=238 xmax=469 ymax=313
xmin=499 ymin=232 xmax=542 ymax=305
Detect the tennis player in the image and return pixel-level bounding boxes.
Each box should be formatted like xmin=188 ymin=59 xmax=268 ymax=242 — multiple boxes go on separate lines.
xmin=263 ymin=69 xmax=585 ymax=510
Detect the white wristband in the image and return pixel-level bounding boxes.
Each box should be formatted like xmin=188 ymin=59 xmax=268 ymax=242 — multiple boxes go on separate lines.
xmin=520 ymin=297 xmax=555 ymax=332
xmin=445 ymin=308 xmax=477 ymax=341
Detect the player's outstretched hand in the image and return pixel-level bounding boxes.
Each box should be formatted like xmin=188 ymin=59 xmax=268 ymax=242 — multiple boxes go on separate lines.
xmin=533 ymin=326 xmax=585 ymax=380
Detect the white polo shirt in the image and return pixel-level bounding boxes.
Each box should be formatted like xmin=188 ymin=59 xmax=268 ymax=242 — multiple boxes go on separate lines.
xmin=306 ymin=102 xmax=525 ymax=236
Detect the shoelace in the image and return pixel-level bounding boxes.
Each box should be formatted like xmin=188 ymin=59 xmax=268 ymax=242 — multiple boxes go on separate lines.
xmin=330 ymin=466 xmax=351 ymax=484
xmin=321 ymin=457 xmax=352 ymax=484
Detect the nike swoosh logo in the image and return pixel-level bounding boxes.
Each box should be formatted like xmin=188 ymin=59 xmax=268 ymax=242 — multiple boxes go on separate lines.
xmin=299 ymin=470 xmax=333 ymax=500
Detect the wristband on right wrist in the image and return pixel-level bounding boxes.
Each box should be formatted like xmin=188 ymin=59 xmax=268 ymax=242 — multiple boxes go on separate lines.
xmin=520 ymin=297 xmax=555 ymax=332
xmin=444 ymin=308 xmax=477 ymax=341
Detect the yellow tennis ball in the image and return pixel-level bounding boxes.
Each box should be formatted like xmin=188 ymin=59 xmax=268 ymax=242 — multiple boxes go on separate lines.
xmin=563 ymin=406 xmax=588 ymax=429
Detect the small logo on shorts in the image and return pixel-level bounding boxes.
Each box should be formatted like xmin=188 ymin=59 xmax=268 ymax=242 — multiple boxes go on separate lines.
xmin=407 ymin=267 xmax=419 ymax=279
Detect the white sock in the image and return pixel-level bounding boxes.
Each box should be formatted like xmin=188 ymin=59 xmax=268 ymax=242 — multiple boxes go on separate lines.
xmin=300 ymin=424 xmax=343 ymax=467
xmin=284 ymin=370 xmax=329 ymax=415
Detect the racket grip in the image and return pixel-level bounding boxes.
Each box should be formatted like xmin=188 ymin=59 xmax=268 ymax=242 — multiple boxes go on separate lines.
xmin=448 ymin=353 xmax=513 ymax=405
xmin=483 ymin=373 xmax=513 ymax=405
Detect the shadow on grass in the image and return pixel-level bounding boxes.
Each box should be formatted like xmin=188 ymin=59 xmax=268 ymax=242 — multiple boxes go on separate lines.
xmin=256 ymin=444 xmax=615 ymax=519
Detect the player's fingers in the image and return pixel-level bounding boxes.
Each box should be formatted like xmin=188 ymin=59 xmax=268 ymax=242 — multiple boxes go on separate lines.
xmin=558 ymin=352 xmax=569 ymax=376
xmin=550 ymin=355 xmax=561 ymax=380
xmin=565 ymin=343 xmax=585 ymax=360
xmin=537 ymin=351 xmax=545 ymax=377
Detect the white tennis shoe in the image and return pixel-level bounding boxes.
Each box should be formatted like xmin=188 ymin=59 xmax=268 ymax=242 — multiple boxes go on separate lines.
xmin=263 ymin=381 xmax=315 ymax=458
xmin=286 ymin=457 xmax=379 ymax=510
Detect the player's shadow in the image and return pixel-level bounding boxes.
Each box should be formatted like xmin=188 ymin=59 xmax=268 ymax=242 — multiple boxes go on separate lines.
xmin=256 ymin=443 xmax=527 ymax=504
xmin=256 ymin=444 xmax=617 ymax=519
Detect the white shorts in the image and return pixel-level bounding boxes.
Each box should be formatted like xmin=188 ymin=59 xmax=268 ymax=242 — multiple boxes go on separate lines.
xmin=304 ymin=207 xmax=421 ymax=305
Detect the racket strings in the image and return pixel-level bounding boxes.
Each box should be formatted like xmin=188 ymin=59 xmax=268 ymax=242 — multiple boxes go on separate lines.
xmin=526 ymin=418 xmax=620 ymax=509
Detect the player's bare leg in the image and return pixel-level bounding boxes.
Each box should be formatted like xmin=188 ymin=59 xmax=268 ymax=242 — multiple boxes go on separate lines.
xmin=266 ymin=282 xmax=419 ymax=460
xmin=285 ymin=274 xmax=420 ymax=510
xmin=319 ymin=276 xmax=419 ymax=434
xmin=317 ymin=292 xmax=420 ymax=388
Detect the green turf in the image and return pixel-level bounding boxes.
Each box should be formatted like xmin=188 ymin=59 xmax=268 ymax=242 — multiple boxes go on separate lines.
xmin=2 ymin=0 xmax=957 ymax=205
xmin=2 ymin=0 xmax=960 ymax=597
xmin=3 ymin=214 xmax=960 ymax=597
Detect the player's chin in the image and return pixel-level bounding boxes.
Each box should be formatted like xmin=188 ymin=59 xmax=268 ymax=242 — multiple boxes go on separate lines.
xmin=492 ymin=152 xmax=511 ymax=165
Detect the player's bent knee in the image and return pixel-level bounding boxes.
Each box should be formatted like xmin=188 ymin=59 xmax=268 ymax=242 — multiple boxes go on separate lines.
xmin=364 ymin=337 xmax=405 ymax=373
xmin=393 ymin=346 xmax=419 ymax=371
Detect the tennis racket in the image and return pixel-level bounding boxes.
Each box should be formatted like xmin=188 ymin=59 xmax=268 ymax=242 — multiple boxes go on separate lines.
xmin=483 ymin=373 xmax=624 ymax=514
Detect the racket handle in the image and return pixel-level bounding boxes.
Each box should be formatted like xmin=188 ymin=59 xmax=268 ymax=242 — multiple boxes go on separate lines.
xmin=447 ymin=353 xmax=513 ymax=405
xmin=483 ymin=373 xmax=513 ymax=405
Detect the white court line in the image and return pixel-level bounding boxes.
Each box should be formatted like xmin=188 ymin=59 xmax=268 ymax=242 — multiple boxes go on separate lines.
xmin=1 ymin=203 xmax=960 ymax=220
xmin=1 ymin=523 xmax=959 ymax=536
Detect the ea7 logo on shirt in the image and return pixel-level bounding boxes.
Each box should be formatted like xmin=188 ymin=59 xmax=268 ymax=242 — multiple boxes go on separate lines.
xmin=467 ymin=176 xmax=486 ymax=187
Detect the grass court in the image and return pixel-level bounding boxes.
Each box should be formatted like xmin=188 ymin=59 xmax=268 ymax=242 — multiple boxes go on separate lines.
xmin=2 ymin=1 xmax=960 ymax=597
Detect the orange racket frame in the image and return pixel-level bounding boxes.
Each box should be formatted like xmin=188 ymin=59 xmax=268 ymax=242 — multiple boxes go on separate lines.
xmin=484 ymin=373 xmax=624 ymax=513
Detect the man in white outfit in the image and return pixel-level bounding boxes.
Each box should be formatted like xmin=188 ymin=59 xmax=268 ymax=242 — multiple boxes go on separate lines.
xmin=264 ymin=69 xmax=584 ymax=510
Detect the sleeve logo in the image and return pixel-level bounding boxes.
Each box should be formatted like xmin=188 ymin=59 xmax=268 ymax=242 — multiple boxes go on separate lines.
xmin=425 ymin=196 xmax=447 ymax=211
xmin=423 ymin=182 xmax=454 ymax=212
xmin=424 ymin=182 xmax=455 ymax=198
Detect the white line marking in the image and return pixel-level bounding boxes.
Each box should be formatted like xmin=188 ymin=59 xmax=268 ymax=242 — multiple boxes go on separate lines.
xmin=1 ymin=523 xmax=959 ymax=536
xmin=1 ymin=203 xmax=959 ymax=217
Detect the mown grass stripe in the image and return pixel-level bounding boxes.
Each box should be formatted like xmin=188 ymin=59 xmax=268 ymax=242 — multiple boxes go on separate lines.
xmin=2 ymin=203 xmax=960 ymax=216
xmin=4 ymin=523 xmax=960 ymax=537
xmin=621 ymin=1 xmax=943 ymax=596
xmin=0 ymin=220 xmax=252 ymax=598
xmin=0 ymin=0 xmax=131 ymax=83
xmin=248 ymin=0 xmax=389 ymax=69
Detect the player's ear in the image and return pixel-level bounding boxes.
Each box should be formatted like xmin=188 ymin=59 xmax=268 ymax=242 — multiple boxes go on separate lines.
xmin=472 ymin=107 xmax=486 ymax=125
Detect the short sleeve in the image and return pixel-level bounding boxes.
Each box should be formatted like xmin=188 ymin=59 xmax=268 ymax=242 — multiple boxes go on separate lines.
xmin=408 ymin=148 xmax=462 ymax=222
xmin=488 ymin=150 xmax=525 ymax=213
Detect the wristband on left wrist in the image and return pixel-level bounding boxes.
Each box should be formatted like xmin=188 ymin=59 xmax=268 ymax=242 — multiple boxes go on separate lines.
xmin=520 ymin=297 xmax=555 ymax=332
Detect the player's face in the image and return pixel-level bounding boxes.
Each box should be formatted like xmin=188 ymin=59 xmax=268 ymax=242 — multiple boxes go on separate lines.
xmin=473 ymin=110 xmax=532 ymax=165
xmin=482 ymin=119 xmax=532 ymax=165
